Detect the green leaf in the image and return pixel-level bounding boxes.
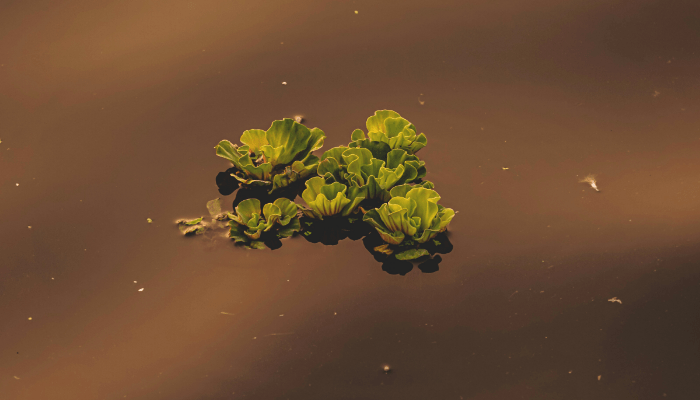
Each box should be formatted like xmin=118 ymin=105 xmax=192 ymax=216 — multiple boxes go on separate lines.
xmin=361 ymin=110 xmax=427 ymax=154
xmin=216 ymin=118 xmax=326 ymax=193
xmin=240 ymin=129 xmax=268 ymax=153
xmin=299 ymin=176 xmax=365 ymax=219
xmin=178 ymin=217 xmax=203 ymax=226
xmin=364 ymin=186 xmax=455 ymax=246
xmin=206 ymin=198 xmax=222 ymax=218
xmin=395 ymin=248 xmax=429 ymax=260
xmin=248 ymin=241 xmax=267 ymax=250
xmin=277 ymin=218 xmax=301 ymax=238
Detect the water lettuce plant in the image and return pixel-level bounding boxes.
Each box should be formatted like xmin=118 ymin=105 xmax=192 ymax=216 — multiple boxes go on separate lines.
xmin=317 ymin=146 xmax=429 ymax=202
xmin=297 ymin=176 xmax=366 ymax=219
xmin=363 ymin=185 xmax=455 ymax=260
xmin=215 ymin=118 xmax=325 ymax=193
xmin=349 ymin=110 xmax=427 ymax=155
xmin=228 ymin=197 xmax=300 ymax=248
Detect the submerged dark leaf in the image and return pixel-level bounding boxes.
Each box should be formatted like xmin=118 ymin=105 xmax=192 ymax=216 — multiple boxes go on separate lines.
xmin=395 ymin=248 xmax=429 ymax=260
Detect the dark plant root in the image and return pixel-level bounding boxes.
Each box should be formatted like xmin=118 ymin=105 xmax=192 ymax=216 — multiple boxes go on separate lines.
xmin=216 ymin=168 xmax=240 ymax=196
xmin=422 ymin=232 xmax=454 ymax=255
xmin=301 ymin=216 xmax=372 ymax=246
xmin=262 ymin=236 xmax=283 ymax=250
xmin=382 ymin=259 xmax=413 ymax=275
xmin=363 ymin=231 xmax=453 ymax=273
xmin=417 ymin=255 xmax=442 ymax=273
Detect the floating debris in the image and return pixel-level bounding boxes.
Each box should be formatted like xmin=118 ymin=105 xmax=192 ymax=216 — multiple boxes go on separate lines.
xmin=27 ymin=317 xmax=32 ymax=321
xmin=220 ymin=311 xmax=234 ymax=315
xmin=13 ymin=376 xmax=20 ymax=380
xmin=383 ymin=365 xmax=392 ymax=373
xmin=294 ymin=115 xmax=304 ymax=123
xmin=138 ymin=288 xmax=144 ymax=292
xmin=608 ymin=297 xmax=622 ymax=304
xmin=579 ymin=174 xmax=599 ymax=191
xmin=281 ymin=81 xmax=287 ymax=85
xmin=354 ymin=10 xmax=358 ymax=14
xmin=146 ymin=218 xmax=153 ymax=223
xmin=502 ymin=167 xmax=509 ymax=170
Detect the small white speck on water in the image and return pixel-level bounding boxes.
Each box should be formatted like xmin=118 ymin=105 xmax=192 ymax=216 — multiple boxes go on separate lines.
xmin=28 ymin=317 xmax=32 ymax=321
xmin=281 ymin=81 xmax=287 ymax=85
xmin=28 ymin=226 xmax=31 ymax=229
xmin=383 ymin=365 xmax=391 ymax=372
xmin=138 ymin=288 xmax=144 ymax=292
xmin=16 ymin=183 xmax=19 ymax=186
xmin=13 ymin=376 xmax=20 ymax=380
xmin=354 ymin=10 xmax=358 ymax=14
xmin=133 ymin=281 xmax=137 ymax=283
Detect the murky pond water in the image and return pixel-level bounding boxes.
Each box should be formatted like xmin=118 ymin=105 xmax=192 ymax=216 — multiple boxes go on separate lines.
xmin=2 ymin=0 xmax=700 ymax=399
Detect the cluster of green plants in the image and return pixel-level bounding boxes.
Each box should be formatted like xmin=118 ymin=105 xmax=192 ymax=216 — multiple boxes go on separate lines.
xmin=182 ymin=110 xmax=455 ymax=262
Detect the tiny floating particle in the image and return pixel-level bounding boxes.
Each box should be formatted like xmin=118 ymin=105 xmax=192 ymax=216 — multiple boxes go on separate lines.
xmin=281 ymin=81 xmax=287 ymax=85
xmin=579 ymin=174 xmax=599 ymax=191
xmin=28 ymin=317 xmax=32 ymax=321
xmin=138 ymin=288 xmax=144 ymax=292
xmin=354 ymin=10 xmax=358 ymax=14
xmin=608 ymin=297 xmax=622 ymax=304
xmin=502 ymin=167 xmax=509 ymax=170
xmin=294 ymin=115 xmax=304 ymax=123
xmin=598 ymin=375 xmax=602 ymax=381
xmin=146 ymin=218 xmax=152 ymax=223
xmin=383 ymin=365 xmax=391 ymax=373
xmin=28 ymin=226 xmax=31 ymax=229
xmin=16 ymin=183 xmax=19 ymax=186
xmin=13 ymin=376 xmax=20 ymax=380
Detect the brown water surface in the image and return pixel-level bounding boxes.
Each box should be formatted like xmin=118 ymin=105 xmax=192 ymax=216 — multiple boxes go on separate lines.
xmin=2 ymin=0 xmax=700 ymax=399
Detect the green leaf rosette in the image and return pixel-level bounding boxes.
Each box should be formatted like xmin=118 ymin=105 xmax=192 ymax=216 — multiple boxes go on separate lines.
xmin=228 ymin=197 xmax=301 ymax=247
xmin=297 ymin=176 xmax=366 ymax=219
xmin=349 ymin=110 xmax=427 ymax=155
xmin=215 ymin=118 xmax=325 ymax=193
xmin=363 ymin=186 xmax=455 ymax=259
xmin=317 ymin=146 xmax=429 ymax=202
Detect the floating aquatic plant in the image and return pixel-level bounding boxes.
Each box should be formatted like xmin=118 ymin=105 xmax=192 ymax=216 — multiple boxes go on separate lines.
xmin=297 ymin=176 xmax=366 ymax=219
xmin=363 ymin=185 xmax=455 ymax=260
xmin=183 ymin=111 xmax=456 ymax=269
xmin=349 ymin=110 xmax=427 ymax=155
xmin=318 ymin=146 xmax=429 ymax=202
xmin=215 ymin=118 xmax=325 ymax=193
xmin=228 ymin=198 xmax=300 ymax=248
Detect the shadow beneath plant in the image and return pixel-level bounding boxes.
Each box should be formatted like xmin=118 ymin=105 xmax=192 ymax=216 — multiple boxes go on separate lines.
xmin=362 ymin=231 xmax=453 ymax=275
xmin=300 ymin=217 xmax=372 ymax=246
xmin=215 ymin=168 xmax=240 ymax=196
